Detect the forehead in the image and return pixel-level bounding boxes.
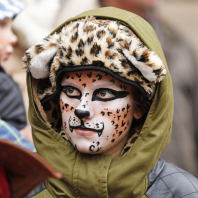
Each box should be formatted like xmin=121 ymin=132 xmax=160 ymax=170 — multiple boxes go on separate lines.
xmin=61 ymin=70 xmax=130 ymax=88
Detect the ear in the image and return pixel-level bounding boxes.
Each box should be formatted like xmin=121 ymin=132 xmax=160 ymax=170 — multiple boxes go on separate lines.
xmin=22 ymin=34 xmax=60 ymax=79
xmin=30 ymin=47 xmax=57 ymax=79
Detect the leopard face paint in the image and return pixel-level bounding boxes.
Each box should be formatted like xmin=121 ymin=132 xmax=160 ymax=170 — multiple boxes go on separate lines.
xmin=60 ymin=70 xmax=136 ymax=156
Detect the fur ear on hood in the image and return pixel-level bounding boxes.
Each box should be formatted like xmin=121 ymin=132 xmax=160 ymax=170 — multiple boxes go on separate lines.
xmin=22 ymin=33 xmax=60 ymax=79
xmin=30 ymin=47 xmax=58 ymax=79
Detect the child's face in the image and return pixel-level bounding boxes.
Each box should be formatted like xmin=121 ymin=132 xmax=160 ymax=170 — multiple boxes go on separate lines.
xmin=60 ymin=70 xmax=138 ymax=157
xmin=0 ymin=18 xmax=17 ymax=62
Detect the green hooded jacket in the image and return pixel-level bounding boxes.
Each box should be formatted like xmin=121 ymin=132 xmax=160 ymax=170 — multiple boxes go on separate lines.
xmin=26 ymin=7 xmax=175 ymax=198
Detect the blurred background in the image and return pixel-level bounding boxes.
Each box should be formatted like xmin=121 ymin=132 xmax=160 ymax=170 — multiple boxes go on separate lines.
xmin=2 ymin=0 xmax=198 ymax=176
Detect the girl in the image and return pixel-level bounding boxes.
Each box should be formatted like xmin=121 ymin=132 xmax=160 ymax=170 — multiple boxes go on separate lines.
xmin=23 ymin=7 xmax=198 ymax=198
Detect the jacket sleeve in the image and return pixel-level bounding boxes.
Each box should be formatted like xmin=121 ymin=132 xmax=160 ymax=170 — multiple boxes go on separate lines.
xmin=0 ymin=72 xmax=27 ymax=130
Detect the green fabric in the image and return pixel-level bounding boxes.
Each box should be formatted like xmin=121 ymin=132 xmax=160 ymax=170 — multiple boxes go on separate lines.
xmin=27 ymin=7 xmax=173 ymax=197
xmin=31 ymin=189 xmax=54 ymax=198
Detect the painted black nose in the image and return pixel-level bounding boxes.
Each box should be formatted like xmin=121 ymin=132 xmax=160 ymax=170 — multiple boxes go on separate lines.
xmin=74 ymin=109 xmax=90 ymax=119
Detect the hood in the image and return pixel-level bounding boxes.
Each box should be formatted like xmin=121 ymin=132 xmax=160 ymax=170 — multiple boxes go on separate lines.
xmin=25 ymin=7 xmax=173 ymax=197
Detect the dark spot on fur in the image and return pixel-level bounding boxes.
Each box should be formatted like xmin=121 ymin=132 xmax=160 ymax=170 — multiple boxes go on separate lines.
xmin=72 ymin=23 xmax=79 ymax=32
xmin=75 ymin=49 xmax=84 ymax=56
xmin=92 ymin=79 xmax=96 ymax=83
xmin=97 ymin=29 xmax=106 ymax=39
xmin=121 ymin=59 xmax=130 ymax=69
xmin=52 ymin=108 xmax=58 ymax=120
xmin=119 ymin=131 xmax=122 ymax=136
xmin=43 ymin=102 xmax=51 ymax=111
xmin=87 ymin=34 xmax=94 ymax=44
xmin=35 ymin=44 xmax=44 ymax=54
xmin=81 ymin=57 xmax=89 ymax=65
xmin=84 ymin=25 xmax=96 ymax=33
xmin=66 ymin=46 xmax=73 ymax=59
xmin=60 ymin=50 xmax=64 ymax=59
xmin=105 ymin=50 xmax=117 ymax=59
xmin=139 ymin=50 xmax=149 ymax=62
xmin=82 ymin=83 xmax=86 ymax=87
xmin=70 ymin=31 xmax=78 ymax=43
xmin=111 ymin=139 xmax=115 ymax=143
xmin=106 ymin=37 xmax=114 ymax=48
xmin=56 ymin=118 xmax=62 ymax=131
xmin=78 ymin=39 xmax=84 ymax=48
xmin=122 ymin=108 xmax=125 ymax=111
xmin=115 ymin=124 xmax=118 ymax=129
xmin=109 ymin=27 xmax=117 ymax=38
xmin=117 ymin=115 xmax=121 ymax=120
xmin=68 ymin=61 xmax=75 ymax=67
xmin=90 ymin=43 xmax=101 ymax=57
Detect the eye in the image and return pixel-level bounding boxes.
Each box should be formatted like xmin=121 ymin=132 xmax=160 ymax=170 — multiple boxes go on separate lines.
xmin=96 ymin=90 xmax=115 ymax=99
xmin=92 ymin=88 xmax=129 ymax=102
xmin=62 ymin=86 xmax=81 ymax=99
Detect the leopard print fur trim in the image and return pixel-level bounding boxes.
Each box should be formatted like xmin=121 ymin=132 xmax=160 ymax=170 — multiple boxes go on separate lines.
xmin=23 ymin=16 xmax=166 ymax=100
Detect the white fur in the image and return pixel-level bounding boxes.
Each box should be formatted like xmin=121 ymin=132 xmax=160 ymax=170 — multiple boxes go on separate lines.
xmin=30 ymin=47 xmax=57 ymax=79
xmin=123 ymin=49 xmax=157 ymax=82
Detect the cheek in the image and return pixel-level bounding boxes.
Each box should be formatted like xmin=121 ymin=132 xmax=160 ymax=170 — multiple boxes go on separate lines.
xmin=60 ymin=97 xmax=76 ymax=125
xmin=105 ymin=103 xmax=133 ymax=138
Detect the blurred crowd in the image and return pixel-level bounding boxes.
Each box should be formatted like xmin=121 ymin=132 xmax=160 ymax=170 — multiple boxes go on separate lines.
xmin=0 ymin=0 xmax=198 ymax=196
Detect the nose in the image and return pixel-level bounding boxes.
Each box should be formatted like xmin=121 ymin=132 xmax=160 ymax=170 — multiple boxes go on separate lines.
xmin=10 ymin=31 xmax=17 ymax=46
xmin=74 ymin=109 xmax=90 ymax=120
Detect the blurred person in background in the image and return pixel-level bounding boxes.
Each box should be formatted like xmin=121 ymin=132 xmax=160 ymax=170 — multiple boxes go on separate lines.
xmin=97 ymin=0 xmax=198 ymax=176
xmin=0 ymin=0 xmax=33 ymax=143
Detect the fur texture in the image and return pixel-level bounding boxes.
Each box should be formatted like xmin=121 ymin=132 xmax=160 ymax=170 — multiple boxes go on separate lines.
xmin=23 ymin=16 xmax=166 ymax=100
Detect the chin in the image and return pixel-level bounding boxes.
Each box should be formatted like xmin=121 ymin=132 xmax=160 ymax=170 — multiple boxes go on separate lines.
xmin=74 ymin=144 xmax=102 ymax=155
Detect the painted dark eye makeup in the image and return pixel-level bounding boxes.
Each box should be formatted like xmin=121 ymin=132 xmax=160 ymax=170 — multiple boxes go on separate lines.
xmin=92 ymin=88 xmax=129 ymax=101
xmin=61 ymin=86 xmax=81 ymax=99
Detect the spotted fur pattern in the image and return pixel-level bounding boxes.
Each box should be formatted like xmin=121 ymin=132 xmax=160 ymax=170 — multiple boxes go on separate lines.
xmin=23 ymin=16 xmax=166 ymax=100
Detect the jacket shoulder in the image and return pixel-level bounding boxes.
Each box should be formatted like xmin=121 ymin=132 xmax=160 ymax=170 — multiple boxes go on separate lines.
xmin=146 ymin=158 xmax=198 ymax=198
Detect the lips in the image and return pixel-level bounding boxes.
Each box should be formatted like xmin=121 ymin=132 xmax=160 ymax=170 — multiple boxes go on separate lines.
xmin=69 ymin=125 xmax=104 ymax=137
